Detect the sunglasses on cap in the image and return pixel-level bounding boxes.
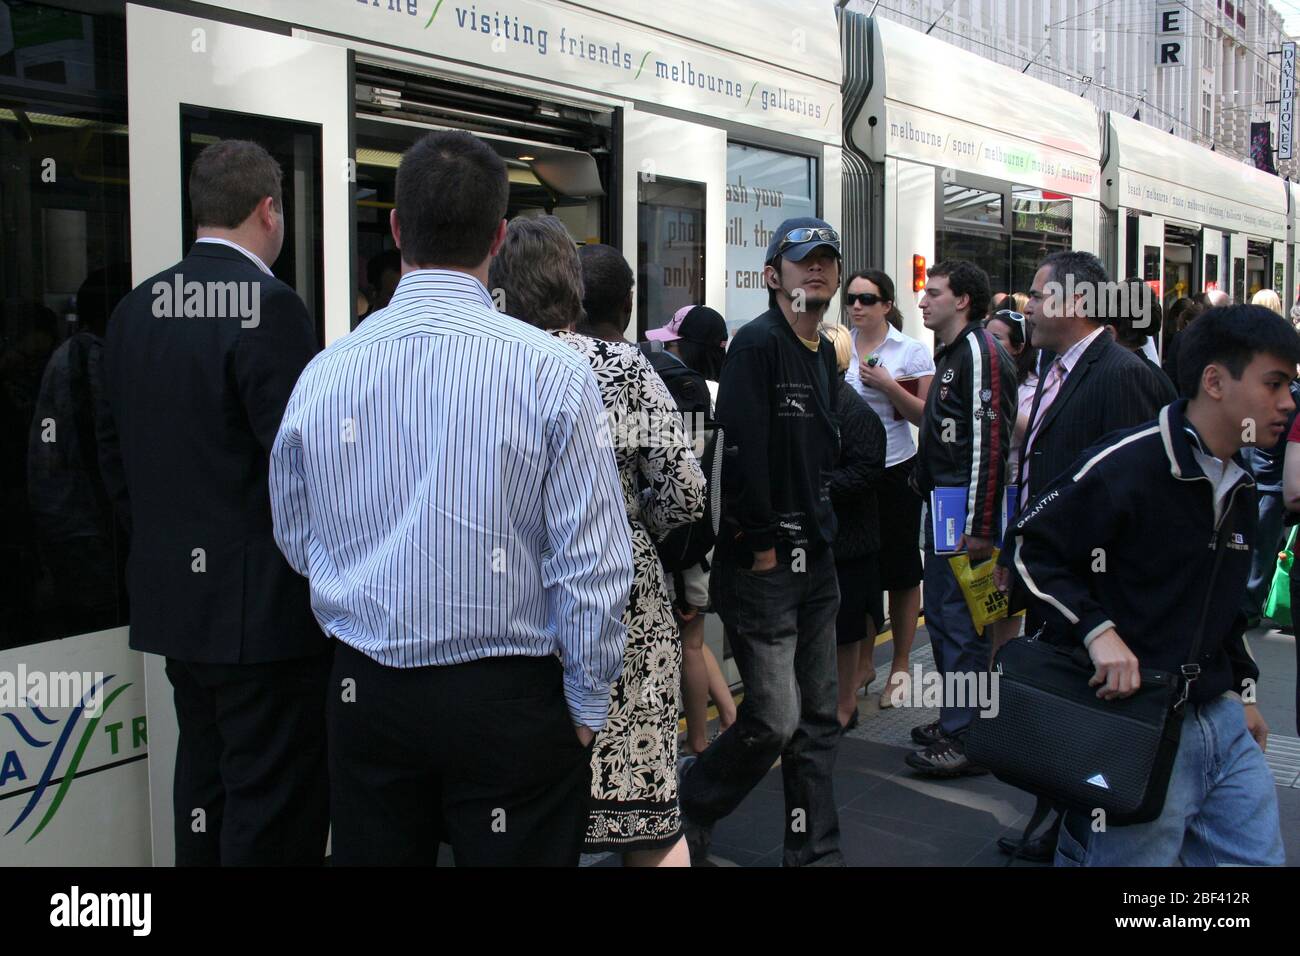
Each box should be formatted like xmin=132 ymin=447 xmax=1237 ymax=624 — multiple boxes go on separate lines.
xmin=777 ymin=226 xmax=840 ymax=252
xmin=844 ymin=292 xmax=884 ymax=307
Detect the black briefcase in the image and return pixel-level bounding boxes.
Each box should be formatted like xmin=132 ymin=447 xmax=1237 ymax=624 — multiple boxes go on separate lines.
xmin=964 ymin=636 xmax=1183 ymax=825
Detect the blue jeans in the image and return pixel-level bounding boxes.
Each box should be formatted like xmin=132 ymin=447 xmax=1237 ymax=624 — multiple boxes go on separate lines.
xmin=922 ymin=541 xmax=989 ymax=737
xmin=1055 ymin=694 xmax=1285 ymax=866
xmin=1244 ymin=491 xmax=1285 ymax=621
xmin=680 ymin=548 xmax=843 ymax=866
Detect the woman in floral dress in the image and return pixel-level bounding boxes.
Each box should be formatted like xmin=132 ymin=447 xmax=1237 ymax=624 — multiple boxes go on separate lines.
xmin=489 ymin=216 xmax=705 ymax=866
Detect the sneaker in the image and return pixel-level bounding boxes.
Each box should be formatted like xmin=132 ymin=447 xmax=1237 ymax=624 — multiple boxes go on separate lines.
xmin=676 ymin=755 xmax=713 ymax=866
xmin=910 ymin=719 xmax=944 ymax=747
xmin=904 ymin=735 xmax=989 ymax=778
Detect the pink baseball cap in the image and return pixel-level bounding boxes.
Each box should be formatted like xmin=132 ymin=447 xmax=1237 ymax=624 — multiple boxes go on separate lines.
xmin=646 ymin=306 xmax=695 ymax=342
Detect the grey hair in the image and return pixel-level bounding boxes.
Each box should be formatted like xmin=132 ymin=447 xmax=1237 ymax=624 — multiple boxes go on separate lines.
xmin=487 ymin=215 xmax=584 ymax=331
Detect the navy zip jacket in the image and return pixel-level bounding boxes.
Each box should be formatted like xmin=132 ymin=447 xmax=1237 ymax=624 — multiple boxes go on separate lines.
xmin=714 ymin=308 xmax=840 ymax=566
xmin=914 ymin=321 xmax=1016 ymax=540
xmin=1009 ymin=399 xmax=1260 ymax=704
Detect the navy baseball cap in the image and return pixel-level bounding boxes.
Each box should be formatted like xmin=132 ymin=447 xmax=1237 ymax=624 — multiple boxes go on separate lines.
xmin=765 ymin=217 xmax=841 ymax=265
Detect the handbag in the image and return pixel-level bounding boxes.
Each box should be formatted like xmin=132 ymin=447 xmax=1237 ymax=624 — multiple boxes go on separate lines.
xmin=1263 ymin=526 xmax=1296 ymax=626
xmin=965 ymin=527 xmax=1230 ymax=840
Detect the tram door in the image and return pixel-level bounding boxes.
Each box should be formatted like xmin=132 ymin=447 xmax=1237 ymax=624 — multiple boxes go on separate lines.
xmin=1136 ymin=215 xmax=1164 ymax=298
xmin=1202 ymin=228 xmax=1224 ymax=294
xmin=126 ymin=3 xmax=350 ymax=865
xmin=1229 ymin=233 xmax=1248 ymax=304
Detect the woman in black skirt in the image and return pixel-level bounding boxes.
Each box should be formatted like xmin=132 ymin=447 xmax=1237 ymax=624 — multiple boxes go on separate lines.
xmin=844 ymin=271 xmax=934 ymax=707
xmin=822 ymin=324 xmax=887 ymax=729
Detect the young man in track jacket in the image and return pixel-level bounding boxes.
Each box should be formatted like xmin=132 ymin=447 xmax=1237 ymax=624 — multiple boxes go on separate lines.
xmin=678 ymin=217 xmax=844 ymax=867
xmin=907 ymin=260 xmax=1017 ymax=776
xmin=1009 ymin=304 xmax=1295 ymax=866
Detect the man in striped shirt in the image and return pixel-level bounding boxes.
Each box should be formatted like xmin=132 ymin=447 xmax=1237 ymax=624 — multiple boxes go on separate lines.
xmin=269 ymin=131 xmax=633 ymax=866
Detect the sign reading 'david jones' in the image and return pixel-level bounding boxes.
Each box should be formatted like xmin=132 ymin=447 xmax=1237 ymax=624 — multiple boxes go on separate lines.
xmin=1281 ymin=41 xmax=1295 ymax=161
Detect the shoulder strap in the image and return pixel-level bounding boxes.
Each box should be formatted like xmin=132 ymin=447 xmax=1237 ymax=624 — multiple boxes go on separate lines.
xmin=1179 ymin=522 xmax=1232 ymax=706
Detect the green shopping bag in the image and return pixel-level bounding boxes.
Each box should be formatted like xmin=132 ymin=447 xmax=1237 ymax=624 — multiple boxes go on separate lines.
xmin=1263 ymin=526 xmax=1297 ymax=626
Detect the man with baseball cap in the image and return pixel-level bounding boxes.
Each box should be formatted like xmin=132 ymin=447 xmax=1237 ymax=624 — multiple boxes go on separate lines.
xmin=678 ymin=217 xmax=845 ymax=866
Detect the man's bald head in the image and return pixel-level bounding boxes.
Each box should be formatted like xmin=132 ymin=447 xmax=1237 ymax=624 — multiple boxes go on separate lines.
xmin=1205 ymin=289 xmax=1231 ymax=308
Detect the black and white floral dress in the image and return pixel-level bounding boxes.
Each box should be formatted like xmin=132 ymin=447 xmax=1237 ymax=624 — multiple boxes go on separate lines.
xmin=552 ymin=331 xmax=706 ymax=852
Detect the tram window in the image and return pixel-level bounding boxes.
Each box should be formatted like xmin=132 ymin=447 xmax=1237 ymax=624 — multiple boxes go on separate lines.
xmin=1233 ymin=258 xmax=1246 ymax=303
xmin=1204 ymin=254 xmax=1219 ymax=291
xmin=0 ymin=2 xmax=130 ymax=649
xmin=936 ymin=229 xmax=1010 ymax=294
xmin=943 ymin=185 xmax=1002 ymax=228
xmin=353 ymin=120 xmax=606 ymax=326
xmin=180 ymin=109 xmax=324 ymax=344
xmin=1143 ymin=246 xmax=1161 ymax=284
xmin=638 ymin=176 xmax=705 ymax=337
xmin=1275 ymin=262 xmax=1285 ymax=297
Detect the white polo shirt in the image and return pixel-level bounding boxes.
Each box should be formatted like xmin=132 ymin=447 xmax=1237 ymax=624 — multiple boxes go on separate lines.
xmin=846 ymin=323 xmax=935 ymax=467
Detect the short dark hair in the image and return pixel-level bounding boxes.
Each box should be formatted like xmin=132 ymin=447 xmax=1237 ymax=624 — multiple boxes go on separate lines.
xmin=396 ymin=131 xmax=508 ymax=268
xmin=928 ymin=259 xmax=990 ymax=323
xmin=488 ymin=215 xmax=584 ymax=332
xmin=1106 ymin=278 xmax=1162 ymax=348
xmin=578 ymin=244 xmax=633 ymax=333
xmin=1041 ymin=251 xmax=1109 ymax=322
xmin=189 ymin=140 xmax=283 ymax=229
xmin=1177 ymin=304 xmax=1300 ymax=397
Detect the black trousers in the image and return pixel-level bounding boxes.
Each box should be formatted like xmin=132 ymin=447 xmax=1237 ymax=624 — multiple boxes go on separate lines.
xmin=165 ymin=650 xmax=331 ymax=866
xmin=327 ymin=642 xmax=593 ymax=866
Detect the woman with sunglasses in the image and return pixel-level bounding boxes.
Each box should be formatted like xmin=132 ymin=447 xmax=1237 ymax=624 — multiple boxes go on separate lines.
xmin=843 ymin=270 xmax=934 ymax=708
xmin=982 ymin=306 xmax=1039 ymax=655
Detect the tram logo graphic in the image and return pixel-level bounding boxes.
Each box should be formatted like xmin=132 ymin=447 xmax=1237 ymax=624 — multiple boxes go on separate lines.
xmin=1 ymin=674 xmax=134 ymax=843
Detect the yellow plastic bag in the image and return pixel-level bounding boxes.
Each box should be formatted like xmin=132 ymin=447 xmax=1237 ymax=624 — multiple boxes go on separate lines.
xmin=947 ymin=548 xmax=1021 ymax=636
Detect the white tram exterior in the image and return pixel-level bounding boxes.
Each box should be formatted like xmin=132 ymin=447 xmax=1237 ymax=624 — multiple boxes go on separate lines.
xmin=0 ymin=1 xmax=1292 ymax=866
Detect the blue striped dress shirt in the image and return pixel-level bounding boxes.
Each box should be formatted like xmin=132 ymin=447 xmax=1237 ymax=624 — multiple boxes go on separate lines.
xmin=269 ymin=269 xmax=633 ymax=729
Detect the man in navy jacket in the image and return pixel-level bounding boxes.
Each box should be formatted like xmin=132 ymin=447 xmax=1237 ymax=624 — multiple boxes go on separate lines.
xmin=1009 ymin=304 xmax=1296 ymax=866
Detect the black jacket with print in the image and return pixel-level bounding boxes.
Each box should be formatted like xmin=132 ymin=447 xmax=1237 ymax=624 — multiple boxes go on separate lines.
xmin=714 ymin=308 xmax=840 ymax=567
xmin=1009 ymin=400 xmax=1260 ymax=704
xmin=914 ymin=321 xmax=1017 ymax=540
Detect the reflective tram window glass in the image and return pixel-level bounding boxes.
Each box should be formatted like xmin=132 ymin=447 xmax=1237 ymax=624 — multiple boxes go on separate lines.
xmin=1233 ymin=257 xmax=1246 ymax=303
xmin=725 ymin=143 xmax=815 ymax=335
xmin=1010 ymin=188 xmax=1071 ymax=291
xmin=638 ymin=177 xmax=705 ymax=337
xmin=180 ymin=109 xmax=324 ymax=345
xmin=943 ymin=184 xmax=1002 ymax=228
xmin=936 ymin=230 xmax=1010 ymax=297
xmin=1204 ymin=254 xmax=1220 ymax=292
xmin=0 ymin=2 xmax=129 ymax=649
xmin=352 ymin=117 xmax=608 ymax=326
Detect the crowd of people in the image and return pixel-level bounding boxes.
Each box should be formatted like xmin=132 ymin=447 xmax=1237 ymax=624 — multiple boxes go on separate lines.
xmin=94 ymin=129 xmax=1296 ymax=868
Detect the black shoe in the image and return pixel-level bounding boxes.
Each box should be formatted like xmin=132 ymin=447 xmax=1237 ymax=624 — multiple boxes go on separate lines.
xmin=910 ymin=719 xmax=944 ymax=747
xmin=841 ymin=709 xmax=860 ymax=733
xmin=904 ymin=735 xmax=989 ymax=777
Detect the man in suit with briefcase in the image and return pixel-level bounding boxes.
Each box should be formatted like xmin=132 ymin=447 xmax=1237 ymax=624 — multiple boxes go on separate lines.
xmin=98 ymin=140 xmax=329 ymax=865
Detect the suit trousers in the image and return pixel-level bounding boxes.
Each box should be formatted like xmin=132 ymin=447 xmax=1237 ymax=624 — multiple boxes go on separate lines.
xmin=327 ymin=641 xmax=594 ymax=866
xmin=165 ymin=650 xmax=332 ymax=865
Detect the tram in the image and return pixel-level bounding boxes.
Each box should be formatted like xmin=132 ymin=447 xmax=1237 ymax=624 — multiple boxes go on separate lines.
xmin=2 ymin=1 xmax=1293 ymax=866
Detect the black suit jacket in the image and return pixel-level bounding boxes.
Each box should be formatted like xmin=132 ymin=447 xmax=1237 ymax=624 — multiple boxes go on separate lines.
xmin=98 ymin=242 xmax=323 ymax=663
xmin=1021 ymin=331 xmax=1175 ymax=502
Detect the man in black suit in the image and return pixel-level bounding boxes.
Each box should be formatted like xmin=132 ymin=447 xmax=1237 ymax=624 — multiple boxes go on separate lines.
xmin=98 ymin=140 xmax=329 ymax=865
xmin=995 ymin=251 xmax=1171 ymax=861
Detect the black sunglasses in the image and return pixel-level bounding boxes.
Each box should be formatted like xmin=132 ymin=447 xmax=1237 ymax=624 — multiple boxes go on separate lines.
xmin=845 ymin=292 xmax=884 ymax=307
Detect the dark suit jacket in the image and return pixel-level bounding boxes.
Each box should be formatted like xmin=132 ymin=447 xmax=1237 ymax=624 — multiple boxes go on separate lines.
xmin=98 ymin=242 xmax=322 ymax=663
xmin=1021 ymin=330 xmax=1175 ymax=502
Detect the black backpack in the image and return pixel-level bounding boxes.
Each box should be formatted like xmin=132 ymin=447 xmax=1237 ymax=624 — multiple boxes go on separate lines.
xmin=640 ymin=343 xmax=724 ymax=573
